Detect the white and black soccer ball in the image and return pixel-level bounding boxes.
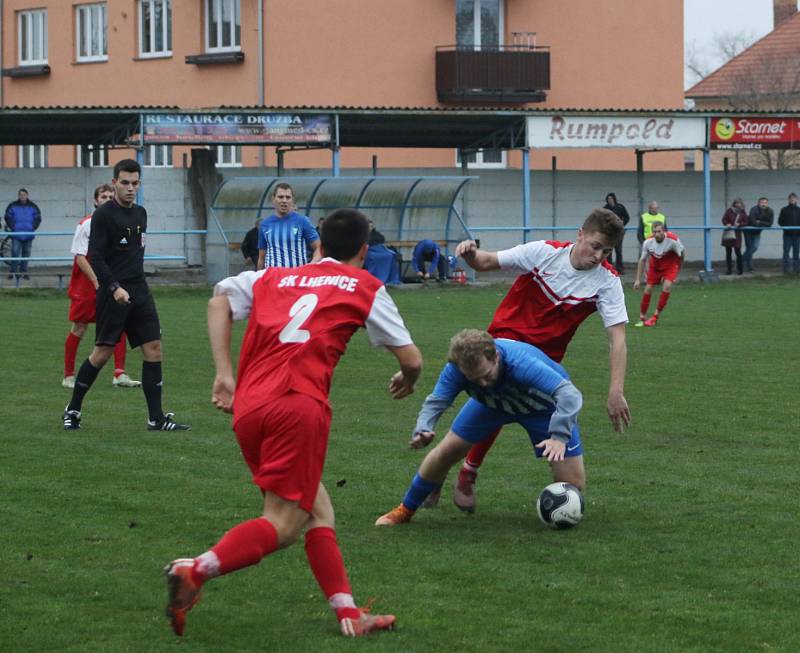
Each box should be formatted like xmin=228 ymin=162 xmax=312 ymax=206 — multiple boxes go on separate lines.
xmin=536 ymin=482 xmax=584 ymax=529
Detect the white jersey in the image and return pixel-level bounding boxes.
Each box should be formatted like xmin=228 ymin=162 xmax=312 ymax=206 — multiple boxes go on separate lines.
xmin=491 ymin=240 xmax=627 ymax=362
xmin=70 ymin=217 xmax=91 ymax=257
xmin=640 ymin=234 xmax=684 ymax=261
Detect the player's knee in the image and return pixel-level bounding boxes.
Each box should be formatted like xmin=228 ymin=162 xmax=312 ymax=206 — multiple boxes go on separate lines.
xmin=71 ymin=323 xmax=87 ymax=338
xmin=89 ymin=346 xmax=113 ymax=367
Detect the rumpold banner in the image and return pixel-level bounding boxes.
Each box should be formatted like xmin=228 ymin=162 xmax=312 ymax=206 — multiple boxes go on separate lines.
xmin=710 ymin=117 xmax=800 ymax=150
xmin=142 ymin=113 xmax=332 ymax=144
xmin=527 ymin=115 xmax=706 ymax=149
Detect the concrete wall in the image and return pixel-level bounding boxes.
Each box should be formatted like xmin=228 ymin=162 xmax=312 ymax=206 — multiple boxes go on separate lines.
xmin=2 ymin=166 xmax=793 ymax=273
xmin=223 ymin=167 xmax=792 ymax=265
xmin=0 ymin=167 xmax=203 ymax=268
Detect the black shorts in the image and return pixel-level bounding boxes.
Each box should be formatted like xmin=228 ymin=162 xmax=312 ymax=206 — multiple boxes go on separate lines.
xmin=95 ymin=280 xmax=161 ymax=349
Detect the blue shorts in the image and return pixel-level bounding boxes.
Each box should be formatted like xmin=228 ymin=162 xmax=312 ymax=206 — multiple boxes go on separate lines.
xmin=450 ymin=398 xmax=583 ymax=458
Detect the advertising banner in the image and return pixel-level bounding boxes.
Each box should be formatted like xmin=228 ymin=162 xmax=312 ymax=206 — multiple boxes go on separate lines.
xmin=142 ymin=113 xmax=332 ymax=144
xmin=710 ymin=117 xmax=800 ymax=150
xmin=527 ymin=115 xmax=706 ymax=149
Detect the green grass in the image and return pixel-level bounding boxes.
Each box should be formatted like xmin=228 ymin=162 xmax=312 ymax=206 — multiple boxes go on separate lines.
xmin=1 ymin=278 xmax=798 ymax=652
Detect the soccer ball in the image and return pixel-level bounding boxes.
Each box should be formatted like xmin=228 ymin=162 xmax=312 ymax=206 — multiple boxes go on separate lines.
xmin=536 ymin=482 xmax=584 ymax=529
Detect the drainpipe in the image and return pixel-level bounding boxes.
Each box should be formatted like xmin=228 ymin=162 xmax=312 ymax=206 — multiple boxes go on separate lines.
xmin=257 ymin=0 xmax=265 ymax=167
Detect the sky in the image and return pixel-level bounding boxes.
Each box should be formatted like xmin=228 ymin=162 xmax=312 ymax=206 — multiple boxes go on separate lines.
xmin=684 ymin=0 xmax=775 ymax=88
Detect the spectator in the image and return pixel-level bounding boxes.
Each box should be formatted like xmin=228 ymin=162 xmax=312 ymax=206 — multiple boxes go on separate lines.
xmin=778 ymin=192 xmax=800 ymax=274
xmin=368 ymin=219 xmax=386 ymax=246
xmin=744 ymin=197 xmax=773 ymax=273
xmin=412 ymin=239 xmax=447 ymax=282
xmin=638 ymin=201 xmax=667 ymax=245
xmin=4 ymin=188 xmax=41 ymax=280
xmin=721 ymin=198 xmax=747 ymax=276
xmin=240 ymin=219 xmax=260 ymax=270
xmin=603 ymin=192 xmax=630 ymax=273
xmin=257 ymin=183 xmax=320 ymax=269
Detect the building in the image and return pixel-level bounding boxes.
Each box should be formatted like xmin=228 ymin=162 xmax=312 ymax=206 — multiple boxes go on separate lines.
xmin=1 ymin=0 xmax=684 ymax=171
xmin=686 ymin=0 xmax=800 ymax=169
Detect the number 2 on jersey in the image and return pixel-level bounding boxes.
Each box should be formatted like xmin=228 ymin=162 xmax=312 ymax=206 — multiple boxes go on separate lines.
xmin=279 ymin=293 xmax=319 ymax=343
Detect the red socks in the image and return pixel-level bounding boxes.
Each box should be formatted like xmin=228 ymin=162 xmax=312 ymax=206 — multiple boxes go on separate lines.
xmin=640 ymin=293 xmax=652 ymax=317
xmin=656 ymin=291 xmax=671 ymax=313
xmin=205 ymin=517 xmax=279 ymax=578
xmin=305 ymin=527 xmax=359 ymax=622
xmin=64 ymin=332 xmax=81 ymax=377
xmin=113 ymin=334 xmax=127 ymax=377
xmin=465 ymin=428 xmax=501 ymax=468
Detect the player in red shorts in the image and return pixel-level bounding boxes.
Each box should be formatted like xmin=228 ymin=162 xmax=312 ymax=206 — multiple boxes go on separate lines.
xmin=164 ymin=208 xmax=422 ymax=638
xmin=429 ymin=209 xmax=631 ymax=512
xmin=633 ymin=221 xmax=684 ymax=327
xmin=62 ymin=184 xmax=139 ymax=389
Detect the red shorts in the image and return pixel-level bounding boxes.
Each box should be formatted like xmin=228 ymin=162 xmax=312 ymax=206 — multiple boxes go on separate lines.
xmin=647 ymin=261 xmax=680 ymax=285
xmin=233 ymin=391 xmax=331 ymax=513
xmin=69 ymin=295 xmax=96 ymax=323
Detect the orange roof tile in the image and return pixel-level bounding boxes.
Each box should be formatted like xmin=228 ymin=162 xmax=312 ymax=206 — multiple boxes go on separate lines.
xmin=686 ymin=11 xmax=800 ymax=99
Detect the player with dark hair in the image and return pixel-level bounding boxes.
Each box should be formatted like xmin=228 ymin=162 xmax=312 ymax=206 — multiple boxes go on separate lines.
xmin=63 ymin=184 xmax=140 ymax=389
xmin=257 ymin=182 xmax=320 ymax=269
xmin=62 ymin=159 xmax=189 ymax=431
xmin=376 ymin=329 xmax=584 ymax=526
xmin=164 ymin=208 xmax=423 ymax=638
xmin=430 ymin=208 xmax=629 ymax=512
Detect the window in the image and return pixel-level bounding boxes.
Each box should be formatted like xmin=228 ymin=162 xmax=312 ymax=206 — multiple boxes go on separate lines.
xmin=18 ymin=9 xmax=48 ymax=65
xmin=457 ymin=148 xmax=506 ymax=169
xmin=143 ymin=144 xmax=173 ymax=167
xmin=76 ymin=145 xmax=108 ymax=167
xmin=205 ymin=0 xmax=241 ymax=52
xmin=139 ymin=0 xmax=172 ymax=57
xmin=18 ymin=145 xmax=48 ymax=168
xmin=76 ymin=3 xmax=108 ymax=62
xmin=456 ymin=0 xmax=502 ymax=49
xmin=215 ymin=145 xmax=242 ymax=167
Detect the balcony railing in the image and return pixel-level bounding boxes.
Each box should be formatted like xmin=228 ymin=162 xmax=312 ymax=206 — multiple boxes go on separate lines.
xmin=436 ymin=45 xmax=550 ymax=103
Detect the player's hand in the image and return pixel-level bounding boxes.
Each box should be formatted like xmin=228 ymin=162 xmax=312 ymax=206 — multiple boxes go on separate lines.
xmin=113 ymin=287 xmax=131 ymax=304
xmin=388 ymin=371 xmax=415 ymax=399
xmin=607 ymin=391 xmax=631 ymax=432
xmin=409 ymin=430 xmax=435 ymax=449
xmin=455 ymin=240 xmax=478 ymax=259
xmin=535 ymin=438 xmax=566 ymax=462
xmin=633 ymin=279 xmax=641 ymax=290
xmin=212 ymin=374 xmax=236 ymax=413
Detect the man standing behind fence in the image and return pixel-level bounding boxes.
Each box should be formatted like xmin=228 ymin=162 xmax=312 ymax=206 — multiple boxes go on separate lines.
xmin=256 ymin=183 xmax=320 ymax=269
xmin=4 ymin=188 xmax=41 ymax=281
xmin=778 ymin=192 xmax=800 ymax=274
xmin=744 ymin=197 xmax=773 ymax=273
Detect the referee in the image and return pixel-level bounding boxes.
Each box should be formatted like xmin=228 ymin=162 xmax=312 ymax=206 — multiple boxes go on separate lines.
xmin=63 ymin=159 xmax=189 ymax=432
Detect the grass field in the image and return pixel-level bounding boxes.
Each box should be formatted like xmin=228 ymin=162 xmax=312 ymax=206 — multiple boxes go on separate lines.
xmin=1 ymin=278 xmax=798 ymax=652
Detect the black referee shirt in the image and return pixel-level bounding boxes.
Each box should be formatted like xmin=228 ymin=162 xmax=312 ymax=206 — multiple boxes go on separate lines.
xmin=88 ymin=199 xmax=148 ymax=290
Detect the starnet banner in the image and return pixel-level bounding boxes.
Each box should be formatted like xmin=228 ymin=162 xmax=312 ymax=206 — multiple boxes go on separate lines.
xmin=526 ymin=115 xmax=706 ymax=149
xmin=710 ymin=117 xmax=800 ymax=150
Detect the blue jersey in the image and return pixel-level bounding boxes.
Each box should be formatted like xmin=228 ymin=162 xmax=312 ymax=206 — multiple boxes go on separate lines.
xmin=414 ymin=339 xmax=581 ymax=441
xmin=257 ymin=212 xmax=319 ymax=268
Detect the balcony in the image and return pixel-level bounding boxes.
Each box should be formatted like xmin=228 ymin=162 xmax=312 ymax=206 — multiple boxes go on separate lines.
xmin=435 ymin=45 xmax=550 ymax=104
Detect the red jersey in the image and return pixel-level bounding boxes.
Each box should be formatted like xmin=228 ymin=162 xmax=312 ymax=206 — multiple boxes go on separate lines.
xmin=488 ymin=240 xmax=628 ymax=362
xmin=213 ymin=259 xmax=414 ymax=420
xmin=67 ymin=215 xmax=96 ymax=299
